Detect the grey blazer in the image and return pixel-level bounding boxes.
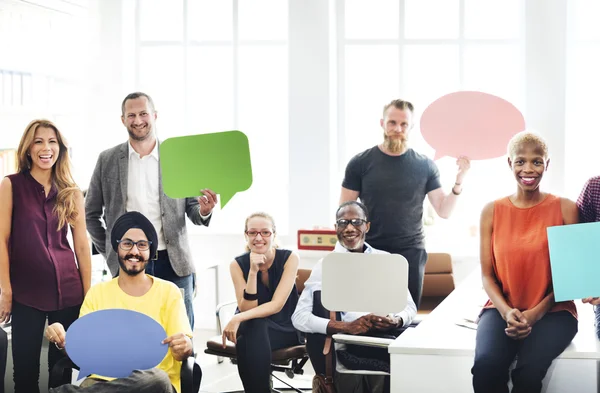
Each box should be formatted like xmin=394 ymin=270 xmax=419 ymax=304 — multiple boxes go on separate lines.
xmin=85 ymin=142 xmax=209 ymax=277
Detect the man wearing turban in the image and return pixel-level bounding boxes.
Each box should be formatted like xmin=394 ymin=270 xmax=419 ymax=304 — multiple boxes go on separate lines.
xmin=44 ymin=212 xmax=193 ymax=393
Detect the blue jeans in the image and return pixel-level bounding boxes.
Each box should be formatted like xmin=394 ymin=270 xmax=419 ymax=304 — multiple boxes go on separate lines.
xmin=145 ymin=250 xmax=195 ymax=330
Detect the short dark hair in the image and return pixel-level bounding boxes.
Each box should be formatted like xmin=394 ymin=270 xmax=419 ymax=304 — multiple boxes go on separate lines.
xmin=382 ymin=99 xmax=414 ymax=117
xmin=121 ymin=92 xmax=156 ymax=116
xmin=336 ymin=201 xmax=369 ymax=222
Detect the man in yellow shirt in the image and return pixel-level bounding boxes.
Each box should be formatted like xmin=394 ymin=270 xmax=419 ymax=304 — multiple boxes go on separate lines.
xmin=45 ymin=211 xmax=193 ymax=393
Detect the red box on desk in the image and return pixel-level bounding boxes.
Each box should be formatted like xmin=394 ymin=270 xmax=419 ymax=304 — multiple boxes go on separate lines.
xmin=297 ymin=229 xmax=337 ymax=251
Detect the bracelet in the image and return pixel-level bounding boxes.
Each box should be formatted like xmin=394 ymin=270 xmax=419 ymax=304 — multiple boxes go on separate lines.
xmin=243 ymin=289 xmax=259 ymax=301
xmin=454 ymin=182 xmax=461 ymax=186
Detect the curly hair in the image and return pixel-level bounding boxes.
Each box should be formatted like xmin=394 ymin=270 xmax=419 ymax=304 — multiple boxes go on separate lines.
xmin=16 ymin=119 xmax=80 ymax=230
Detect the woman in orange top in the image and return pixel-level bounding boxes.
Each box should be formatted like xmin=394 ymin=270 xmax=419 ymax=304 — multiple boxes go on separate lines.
xmin=471 ymin=132 xmax=578 ymax=393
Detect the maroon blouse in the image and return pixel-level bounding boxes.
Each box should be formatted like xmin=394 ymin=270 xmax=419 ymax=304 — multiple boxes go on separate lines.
xmin=7 ymin=171 xmax=83 ymax=311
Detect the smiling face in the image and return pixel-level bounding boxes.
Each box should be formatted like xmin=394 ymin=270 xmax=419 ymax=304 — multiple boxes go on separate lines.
xmin=335 ymin=204 xmax=370 ymax=252
xmin=28 ymin=126 xmax=60 ymax=171
xmin=121 ymin=96 xmax=157 ymax=142
xmin=245 ymin=216 xmax=276 ymax=254
xmin=508 ymin=142 xmax=548 ymax=192
xmin=117 ymin=228 xmax=150 ymax=276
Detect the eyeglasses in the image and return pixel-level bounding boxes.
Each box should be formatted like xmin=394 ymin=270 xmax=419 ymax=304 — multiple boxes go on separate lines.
xmin=117 ymin=239 xmax=152 ymax=251
xmin=336 ymin=218 xmax=367 ymax=228
xmin=245 ymin=230 xmax=273 ymax=238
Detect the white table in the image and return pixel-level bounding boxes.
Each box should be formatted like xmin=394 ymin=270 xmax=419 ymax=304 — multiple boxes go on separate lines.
xmin=389 ymin=269 xmax=600 ymax=392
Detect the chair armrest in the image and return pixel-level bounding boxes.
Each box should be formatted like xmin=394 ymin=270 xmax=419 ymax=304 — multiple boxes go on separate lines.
xmin=49 ymin=356 xmax=79 ymax=387
xmin=180 ymin=354 xmax=202 ymax=393
xmin=332 ymin=333 xmax=395 ymax=348
xmin=215 ymin=301 xmax=237 ymax=334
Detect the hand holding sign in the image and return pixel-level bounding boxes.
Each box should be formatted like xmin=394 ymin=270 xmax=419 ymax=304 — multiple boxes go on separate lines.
xmin=160 ymin=131 xmax=253 ymax=208
xmin=65 ymin=309 xmax=168 ymax=379
xmin=421 ymin=91 xmax=525 ymax=161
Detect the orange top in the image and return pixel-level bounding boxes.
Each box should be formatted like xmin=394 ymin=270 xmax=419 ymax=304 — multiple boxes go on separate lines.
xmin=484 ymin=194 xmax=577 ymax=319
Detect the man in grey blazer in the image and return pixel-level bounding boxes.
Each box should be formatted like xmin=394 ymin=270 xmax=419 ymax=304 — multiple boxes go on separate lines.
xmin=85 ymin=92 xmax=217 ymax=330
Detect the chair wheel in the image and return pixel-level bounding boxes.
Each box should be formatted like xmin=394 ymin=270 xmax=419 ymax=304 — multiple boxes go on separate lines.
xmin=285 ymin=369 xmax=294 ymax=379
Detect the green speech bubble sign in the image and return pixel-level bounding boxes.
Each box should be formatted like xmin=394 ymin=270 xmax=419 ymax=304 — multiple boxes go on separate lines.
xmin=160 ymin=131 xmax=252 ymax=208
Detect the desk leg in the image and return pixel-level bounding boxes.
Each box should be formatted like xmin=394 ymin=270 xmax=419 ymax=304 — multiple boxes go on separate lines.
xmin=596 ymin=360 xmax=600 ymax=393
xmin=213 ymin=264 xmax=223 ymax=364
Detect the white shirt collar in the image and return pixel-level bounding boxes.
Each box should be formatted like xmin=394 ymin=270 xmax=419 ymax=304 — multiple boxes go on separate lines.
xmin=128 ymin=140 xmax=159 ymax=160
xmin=333 ymin=241 xmax=375 ymax=254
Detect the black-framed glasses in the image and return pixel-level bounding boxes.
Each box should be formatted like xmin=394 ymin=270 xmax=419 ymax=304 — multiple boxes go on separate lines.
xmin=245 ymin=230 xmax=273 ymax=238
xmin=116 ymin=239 xmax=152 ymax=251
xmin=336 ymin=218 xmax=367 ymax=228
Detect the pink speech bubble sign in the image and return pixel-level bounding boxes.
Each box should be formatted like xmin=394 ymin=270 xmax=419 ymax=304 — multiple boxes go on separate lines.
xmin=420 ymin=91 xmax=525 ymax=160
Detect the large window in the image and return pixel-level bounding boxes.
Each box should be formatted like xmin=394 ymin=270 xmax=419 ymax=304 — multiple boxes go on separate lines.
xmin=136 ymin=0 xmax=289 ymax=234
xmin=565 ymin=0 xmax=600 ymax=200
xmin=0 ymin=0 xmax=91 ymax=184
xmin=336 ymin=0 xmax=525 ymax=250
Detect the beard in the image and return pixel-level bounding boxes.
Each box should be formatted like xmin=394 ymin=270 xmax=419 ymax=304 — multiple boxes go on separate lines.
xmin=127 ymin=124 xmax=153 ymax=142
xmin=337 ymin=233 xmax=365 ymax=252
xmin=118 ymin=253 xmax=149 ymax=276
xmin=383 ymin=132 xmax=407 ymax=154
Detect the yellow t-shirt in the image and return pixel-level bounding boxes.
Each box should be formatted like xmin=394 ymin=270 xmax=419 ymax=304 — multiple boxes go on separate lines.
xmin=79 ymin=276 xmax=192 ymax=393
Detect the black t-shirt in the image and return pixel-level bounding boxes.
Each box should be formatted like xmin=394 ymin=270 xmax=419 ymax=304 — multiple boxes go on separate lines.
xmin=342 ymin=147 xmax=441 ymax=250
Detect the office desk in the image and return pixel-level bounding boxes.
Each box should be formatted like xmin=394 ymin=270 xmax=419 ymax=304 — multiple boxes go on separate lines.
xmin=389 ymin=269 xmax=600 ymax=392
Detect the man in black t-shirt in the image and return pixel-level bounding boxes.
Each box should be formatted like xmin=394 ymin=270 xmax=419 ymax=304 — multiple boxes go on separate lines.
xmin=340 ymin=99 xmax=470 ymax=308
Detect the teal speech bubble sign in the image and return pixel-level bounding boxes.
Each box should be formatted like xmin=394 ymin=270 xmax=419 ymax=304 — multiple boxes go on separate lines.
xmin=160 ymin=131 xmax=252 ymax=208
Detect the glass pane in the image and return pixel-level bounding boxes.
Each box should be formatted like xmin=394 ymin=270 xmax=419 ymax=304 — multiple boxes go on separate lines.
xmin=463 ymin=44 xmax=525 ymax=112
xmin=238 ymin=0 xmax=287 ymax=41
xmin=344 ymin=0 xmax=399 ymax=40
xmin=344 ymin=45 xmax=399 ymax=163
xmin=404 ymin=0 xmax=459 ymax=39
xmin=188 ymin=0 xmax=233 ymax=41
xmin=402 ymin=45 xmax=460 ymax=157
xmin=571 ymin=0 xmax=600 ymax=41
xmin=139 ymin=0 xmax=183 ymax=41
xmin=205 ymin=45 xmax=289 ymax=234
xmin=565 ymin=44 xmax=600 ymax=197
xmin=138 ymin=47 xmax=185 ymax=137
xmin=187 ymin=46 xmax=234 ymax=134
xmin=464 ymin=0 xmax=522 ymax=39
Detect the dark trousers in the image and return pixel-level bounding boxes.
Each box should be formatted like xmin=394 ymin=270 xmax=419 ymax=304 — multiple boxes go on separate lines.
xmin=235 ymin=318 xmax=299 ymax=393
xmin=145 ymin=250 xmax=195 ymax=330
xmin=377 ymin=246 xmax=428 ymax=309
xmin=0 ymin=327 xmax=7 ymax=393
xmin=11 ymin=300 xmax=81 ymax=393
xmin=306 ymin=333 xmax=391 ymax=393
xmin=472 ymin=308 xmax=578 ymax=393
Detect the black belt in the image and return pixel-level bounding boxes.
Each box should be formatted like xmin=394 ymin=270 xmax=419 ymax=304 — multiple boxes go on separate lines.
xmin=157 ymin=249 xmax=169 ymax=260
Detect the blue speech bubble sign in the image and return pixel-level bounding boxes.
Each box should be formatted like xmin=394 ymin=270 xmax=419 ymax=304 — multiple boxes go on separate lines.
xmin=65 ymin=309 xmax=168 ymax=379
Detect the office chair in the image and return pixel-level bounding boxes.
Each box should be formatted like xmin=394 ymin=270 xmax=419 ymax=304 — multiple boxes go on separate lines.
xmin=204 ymin=268 xmax=312 ymax=393
xmin=49 ymin=354 xmax=202 ymax=393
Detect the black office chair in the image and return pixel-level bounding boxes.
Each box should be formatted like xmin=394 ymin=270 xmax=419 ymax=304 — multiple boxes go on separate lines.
xmin=49 ymin=354 xmax=202 ymax=393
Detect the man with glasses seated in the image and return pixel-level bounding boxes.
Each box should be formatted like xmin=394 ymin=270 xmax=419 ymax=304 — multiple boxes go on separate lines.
xmin=292 ymin=201 xmax=416 ymax=393
xmin=44 ymin=211 xmax=193 ymax=393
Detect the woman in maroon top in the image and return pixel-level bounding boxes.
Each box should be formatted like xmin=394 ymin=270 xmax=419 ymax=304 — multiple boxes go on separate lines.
xmin=0 ymin=119 xmax=92 ymax=393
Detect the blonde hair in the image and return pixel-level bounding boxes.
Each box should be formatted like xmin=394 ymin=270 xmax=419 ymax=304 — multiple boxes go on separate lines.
xmin=17 ymin=119 xmax=80 ymax=230
xmin=244 ymin=212 xmax=278 ymax=252
xmin=507 ymin=131 xmax=549 ymax=160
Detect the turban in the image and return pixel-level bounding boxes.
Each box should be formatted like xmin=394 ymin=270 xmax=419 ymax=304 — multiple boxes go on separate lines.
xmin=111 ymin=211 xmax=158 ymax=258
